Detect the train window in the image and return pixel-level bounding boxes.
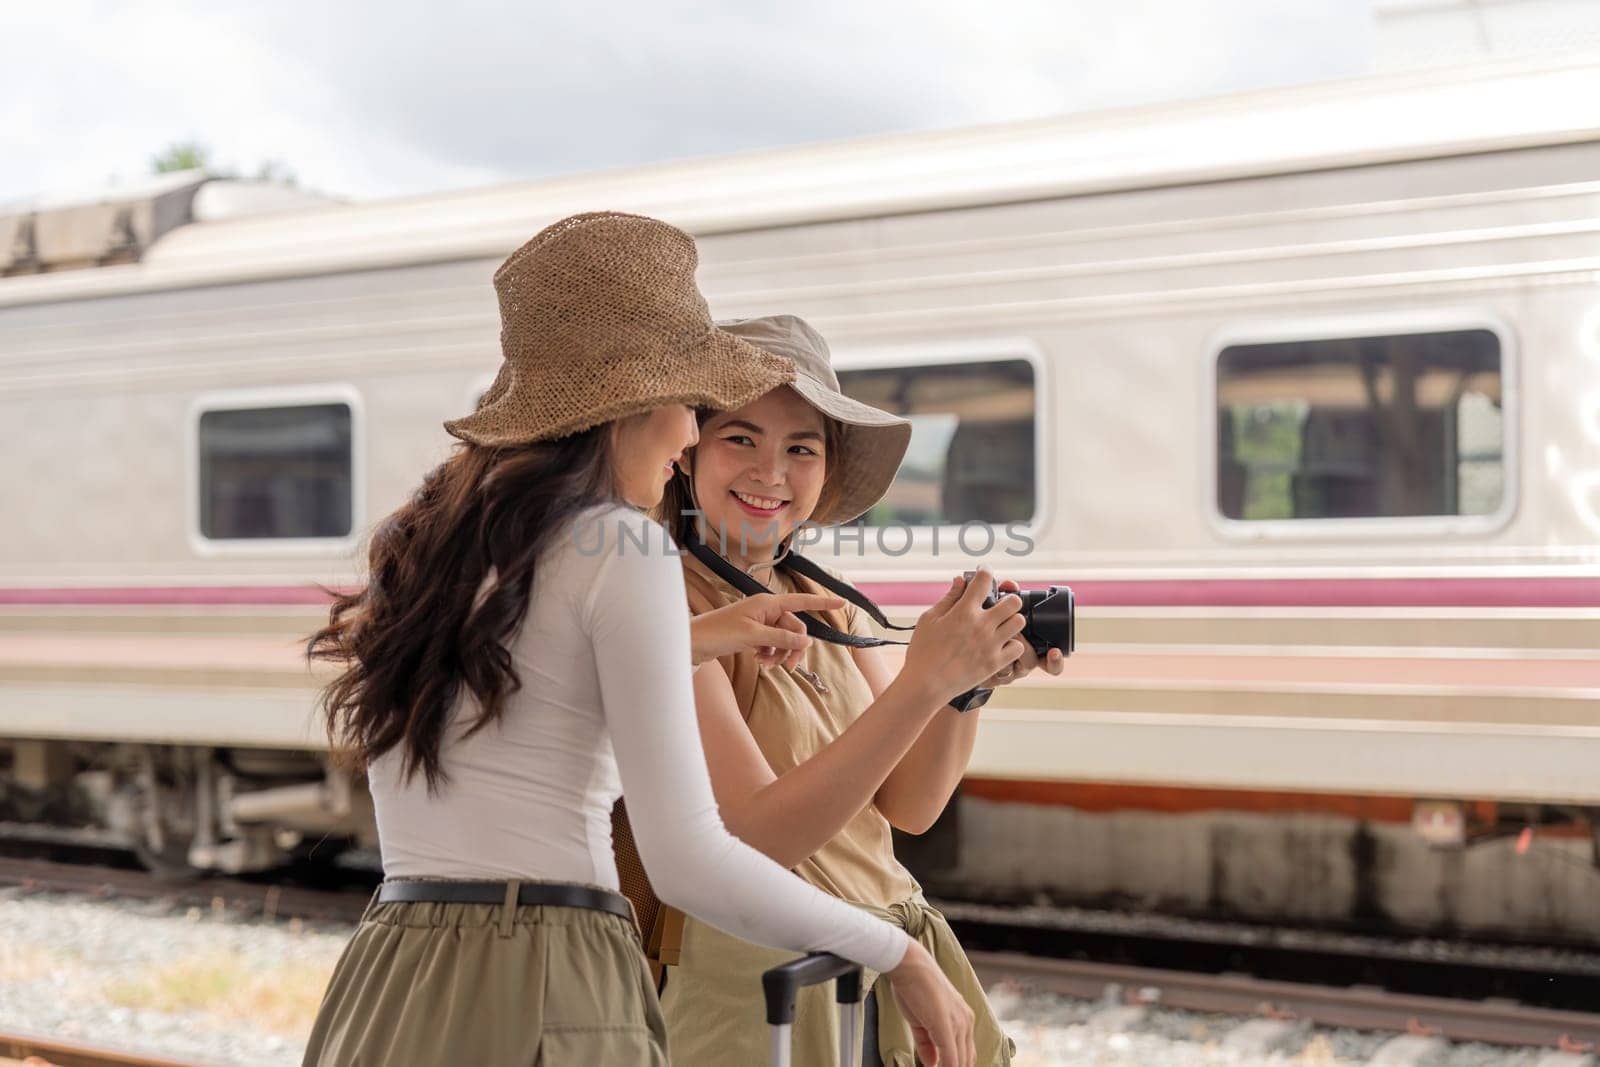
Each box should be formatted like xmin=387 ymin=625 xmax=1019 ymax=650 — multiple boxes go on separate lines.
xmin=1216 ymin=329 xmax=1504 ymax=521
xmin=197 ymin=402 xmax=354 ymax=539
xmin=836 ymin=359 xmax=1035 ymax=525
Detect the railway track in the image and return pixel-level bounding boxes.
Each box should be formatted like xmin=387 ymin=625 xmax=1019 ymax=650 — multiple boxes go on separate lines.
xmin=0 ymin=854 xmax=370 ymax=924
xmin=970 ymin=950 xmax=1600 ymax=1051
xmin=940 ymin=897 xmax=1600 ymax=1014
xmin=7 ymin=849 xmax=1600 ymax=1059
xmin=0 ymin=1028 xmax=206 ymax=1067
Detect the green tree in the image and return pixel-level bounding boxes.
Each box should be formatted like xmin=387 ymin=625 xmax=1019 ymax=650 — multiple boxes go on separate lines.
xmin=148 ymin=142 xmax=299 ymax=187
xmin=150 ymin=141 xmax=213 ymax=174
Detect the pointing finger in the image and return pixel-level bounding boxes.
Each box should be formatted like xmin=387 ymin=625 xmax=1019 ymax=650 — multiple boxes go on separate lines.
xmin=764 ymin=593 xmax=846 ymax=616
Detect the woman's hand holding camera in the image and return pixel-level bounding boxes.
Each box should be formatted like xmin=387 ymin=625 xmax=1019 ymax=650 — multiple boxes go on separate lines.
xmin=902 ymin=568 xmax=1026 ymax=705
xmin=981 ymin=577 xmax=1068 ymax=687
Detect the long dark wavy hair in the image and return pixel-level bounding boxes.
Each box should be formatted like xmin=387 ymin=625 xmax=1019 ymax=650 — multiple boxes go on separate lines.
xmin=308 ymin=428 xmax=617 ymax=792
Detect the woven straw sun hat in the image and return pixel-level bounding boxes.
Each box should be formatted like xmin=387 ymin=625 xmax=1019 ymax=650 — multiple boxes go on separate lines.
xmin=445 ymin=212 xmax=795 ymax=446
xmin=715 ymin=315 xmax=911 ymax=527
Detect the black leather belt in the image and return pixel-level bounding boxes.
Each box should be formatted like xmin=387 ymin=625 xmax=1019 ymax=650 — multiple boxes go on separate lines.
xmin=377 ymin=879 xmax=634 ymax=923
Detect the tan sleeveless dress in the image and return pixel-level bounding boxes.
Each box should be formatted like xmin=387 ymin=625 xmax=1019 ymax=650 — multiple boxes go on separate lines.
xmin=660 ymin=553 xmax=1013 ymax=1066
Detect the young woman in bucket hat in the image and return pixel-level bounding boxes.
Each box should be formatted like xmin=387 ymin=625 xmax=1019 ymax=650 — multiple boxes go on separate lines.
xmin=651 ymin=314 xmax=1068 ymax=1066
xmin=301 ymin=216 xmax=986 ymax=1067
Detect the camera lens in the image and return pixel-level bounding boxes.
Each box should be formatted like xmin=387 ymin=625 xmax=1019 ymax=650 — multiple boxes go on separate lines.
xmin=1023 ymin=587 xmax=1074 ymax=657
xmin=977 ymin=581 xmax=1075 ymax=657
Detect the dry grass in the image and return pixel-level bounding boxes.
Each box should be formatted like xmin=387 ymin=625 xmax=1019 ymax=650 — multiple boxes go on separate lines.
xmin=0 ymin=942 xmax=72 ymax=985
xmin=103 ymin=954 xmax=335 ymax=1038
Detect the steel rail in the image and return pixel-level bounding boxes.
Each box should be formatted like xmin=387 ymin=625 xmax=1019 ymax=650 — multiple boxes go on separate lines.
xmin=971 ymin=950 xmax=1600 ymax=1049
xmin=0 ymin=1028 xmax=209 ymax=1067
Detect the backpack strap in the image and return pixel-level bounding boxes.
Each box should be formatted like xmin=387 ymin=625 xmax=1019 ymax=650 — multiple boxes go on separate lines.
xmin=655 ymin=907 xmax=686 ymax=967
xmin=611 ymin=798 xmax=685 ymax=968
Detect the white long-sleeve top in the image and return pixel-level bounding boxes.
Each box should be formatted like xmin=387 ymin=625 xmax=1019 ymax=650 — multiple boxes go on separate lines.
xmin=367 ymin=503 xmax=909 ymax=975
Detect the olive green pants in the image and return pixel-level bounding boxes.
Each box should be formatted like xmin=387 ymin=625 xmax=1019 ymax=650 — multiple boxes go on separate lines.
xmin=303 ymin=889 xmax=667 ymax=1066
xmin=661 ymin=893 xmax=1013 ymax=1066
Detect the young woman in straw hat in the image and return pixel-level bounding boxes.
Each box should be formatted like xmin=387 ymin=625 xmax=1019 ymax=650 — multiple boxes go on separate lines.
xmin=301 ymin=216 xmax=1005 ymax=1067
xmin=652 ymin=314 xmax=1067 ymax=1066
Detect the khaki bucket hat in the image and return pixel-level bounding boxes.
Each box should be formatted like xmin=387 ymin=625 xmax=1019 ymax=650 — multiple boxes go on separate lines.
xmin=716 ymin=315 xmax=911 ymax=527
xmin=446 ymin=212 xmax=795 ymax=446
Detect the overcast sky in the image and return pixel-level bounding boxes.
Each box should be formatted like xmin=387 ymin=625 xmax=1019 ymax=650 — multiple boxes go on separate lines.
xmin=2 ymin=1 xmax=1374 ymax=205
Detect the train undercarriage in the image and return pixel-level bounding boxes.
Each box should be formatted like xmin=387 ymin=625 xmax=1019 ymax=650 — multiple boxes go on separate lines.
xmin=0 ymin=739 xmax=375 ymax=877
xmin=6 ymin=737 xmax=1600 ymax=948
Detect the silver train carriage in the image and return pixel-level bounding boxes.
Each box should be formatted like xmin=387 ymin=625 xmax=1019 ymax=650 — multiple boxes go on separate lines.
xmin=2 ymin=57 xmax=1597 ymax=939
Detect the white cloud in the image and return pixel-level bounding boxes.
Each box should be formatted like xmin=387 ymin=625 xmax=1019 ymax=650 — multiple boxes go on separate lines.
xmin=0 ymin=0 xmax=1371 ymax=204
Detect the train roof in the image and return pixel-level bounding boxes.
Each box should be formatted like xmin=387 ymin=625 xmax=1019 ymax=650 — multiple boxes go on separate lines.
xmin=4 ymin=52 xmax=1600 ymax=308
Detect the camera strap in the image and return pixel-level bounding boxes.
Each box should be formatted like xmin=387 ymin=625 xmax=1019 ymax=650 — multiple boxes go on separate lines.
xmin=778 ymin=553 xmax=917 ymax=634
xmin=681 ymin=527 xmax=908 ymax=649
xmin=681 ymin=528 xmax=993 ymax=713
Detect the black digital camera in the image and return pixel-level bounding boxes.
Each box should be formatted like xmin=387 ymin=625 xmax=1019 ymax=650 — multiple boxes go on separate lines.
xmin=966 ymin=572 xmax=1076 ymax=657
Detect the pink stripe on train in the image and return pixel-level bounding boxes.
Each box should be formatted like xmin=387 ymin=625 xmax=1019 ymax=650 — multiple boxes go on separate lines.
xmin=0 ymin=586 xmax=342 ymax=606
xmin=857 ymin=576 xmax=1600 ymax=609
xmin=2 ymin=576 xmax=1599 ymax=608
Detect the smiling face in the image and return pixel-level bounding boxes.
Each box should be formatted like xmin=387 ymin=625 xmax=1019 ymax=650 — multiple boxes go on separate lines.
xmin=692 ymin=387 xmax=828 ymax=560
xmin=610 ymin=404 xmax=699 ymax=509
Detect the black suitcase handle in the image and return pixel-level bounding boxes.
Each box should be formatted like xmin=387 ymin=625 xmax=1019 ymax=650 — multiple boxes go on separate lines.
xmin=762 ymin=953 xmax=866 ymax=1026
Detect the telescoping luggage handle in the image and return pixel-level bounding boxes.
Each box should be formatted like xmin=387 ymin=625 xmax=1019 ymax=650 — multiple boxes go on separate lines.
xmin=763 ymin=952 xmax=867 ymax=1067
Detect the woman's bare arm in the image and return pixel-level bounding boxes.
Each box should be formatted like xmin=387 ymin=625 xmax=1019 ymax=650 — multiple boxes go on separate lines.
xmin=692 ymin=659 xmax=945 ymax=867
xmin=853 ymin=643 xmax=980 ymax=834
xmin=862 ymin=578 xmax=1067 ymax=833
xmin=695 ymin=572 xmax=1021 ymax=865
